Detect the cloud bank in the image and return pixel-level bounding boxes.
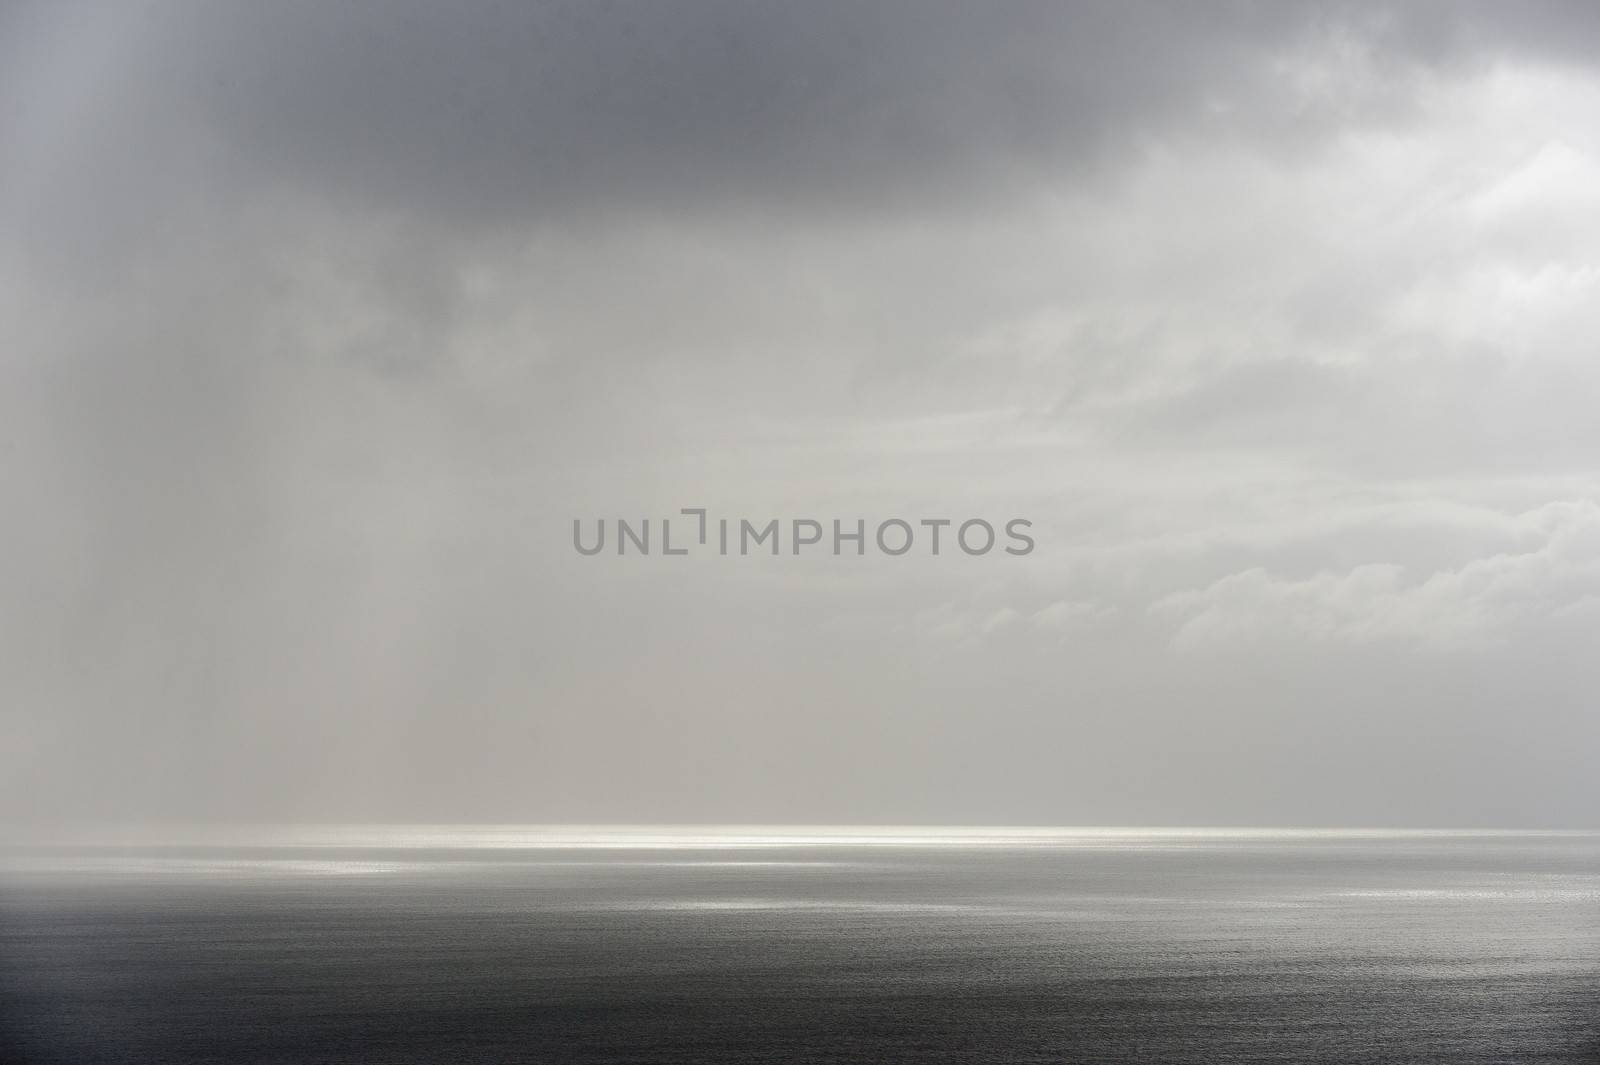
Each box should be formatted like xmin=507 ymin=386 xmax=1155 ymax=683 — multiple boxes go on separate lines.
xmin=4 ymin=1 xmax=1599 ymax=827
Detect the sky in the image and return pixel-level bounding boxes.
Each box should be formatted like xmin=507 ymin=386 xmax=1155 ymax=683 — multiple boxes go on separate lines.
xmin=3 ymin=1 xmax=1599 ymax=828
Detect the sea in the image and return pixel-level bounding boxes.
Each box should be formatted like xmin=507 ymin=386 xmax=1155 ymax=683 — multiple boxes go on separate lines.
xmin=2 ymin=826 xmax=1597 ymax=1063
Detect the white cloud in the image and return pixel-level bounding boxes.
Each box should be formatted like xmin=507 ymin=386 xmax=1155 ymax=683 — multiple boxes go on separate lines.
xmin=1154 ymin=500 xmax=1600 ymax=651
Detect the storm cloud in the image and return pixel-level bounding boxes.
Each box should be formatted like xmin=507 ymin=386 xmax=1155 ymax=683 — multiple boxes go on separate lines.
xmin=3 ymin=1 xmax=1598 ymax=828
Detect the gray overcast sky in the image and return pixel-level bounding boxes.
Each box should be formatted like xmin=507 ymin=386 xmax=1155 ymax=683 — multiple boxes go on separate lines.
xmin=3 ymin=1 xmax=1599 ymax=828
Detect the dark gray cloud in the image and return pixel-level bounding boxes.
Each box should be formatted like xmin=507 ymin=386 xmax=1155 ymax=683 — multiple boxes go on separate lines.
xmin=9 ymin=0 xmax=1599 ymax=263
xmin=13 ymin=2 xmax=1292 ymax=226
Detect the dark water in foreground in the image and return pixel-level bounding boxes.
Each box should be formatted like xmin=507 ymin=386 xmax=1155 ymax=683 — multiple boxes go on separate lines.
xmin=2 ymin=828 xmax=1598 ymax=1064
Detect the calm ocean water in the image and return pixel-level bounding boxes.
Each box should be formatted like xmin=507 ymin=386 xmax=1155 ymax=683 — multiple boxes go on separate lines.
xmin=2 ymin=827 xmax=1597 ymax=1063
